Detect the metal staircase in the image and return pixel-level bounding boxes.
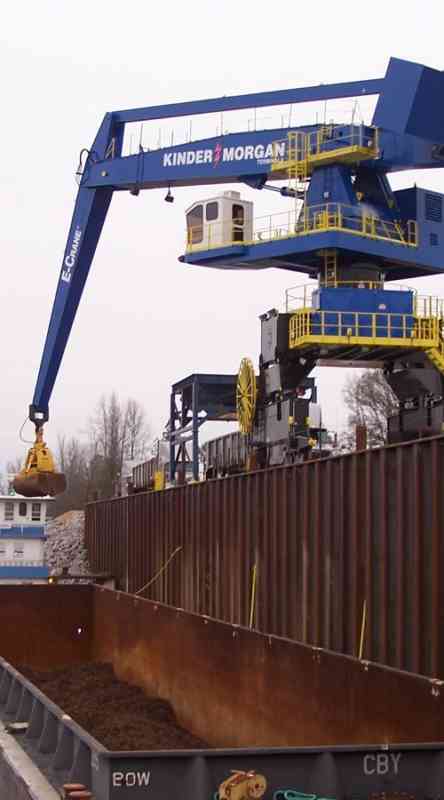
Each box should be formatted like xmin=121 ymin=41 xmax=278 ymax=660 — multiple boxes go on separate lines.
xmin=426 ymin=338 xmax=444 ymax=374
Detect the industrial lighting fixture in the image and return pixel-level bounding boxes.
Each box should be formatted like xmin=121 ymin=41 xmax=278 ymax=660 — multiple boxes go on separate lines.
xmin=165 ymin=187 xmax=174 ymax=203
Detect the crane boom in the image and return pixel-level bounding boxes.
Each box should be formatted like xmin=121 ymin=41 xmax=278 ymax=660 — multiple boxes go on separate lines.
xmin=17 ymin=55 xmax=444 ymax=497
xmin=31 ymin=109 xmax=387 ymax=422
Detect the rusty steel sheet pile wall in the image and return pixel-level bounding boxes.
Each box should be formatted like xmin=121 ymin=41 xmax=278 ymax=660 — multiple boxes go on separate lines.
xmin=85 ymin=435 xmax=444 ymax=678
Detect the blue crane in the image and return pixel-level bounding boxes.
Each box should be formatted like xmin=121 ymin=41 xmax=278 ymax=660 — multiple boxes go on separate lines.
xmin=14 ymin=56 xmax=444 ymax=495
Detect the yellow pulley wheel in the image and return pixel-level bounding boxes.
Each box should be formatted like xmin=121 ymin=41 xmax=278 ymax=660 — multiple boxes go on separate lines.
xmin=236 ymin=357 xmax=257 ymax=434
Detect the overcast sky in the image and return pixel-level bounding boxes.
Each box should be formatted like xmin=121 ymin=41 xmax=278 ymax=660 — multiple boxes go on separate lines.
xmin=2 ymin=1 xmax=444 ymax=468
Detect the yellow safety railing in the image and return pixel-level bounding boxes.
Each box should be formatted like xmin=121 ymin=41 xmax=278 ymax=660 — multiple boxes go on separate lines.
xmin=271 ymin=124 xmax=380 ymax=178
xmin=413 ymin=294 xmax=444 ymax=318
xmin=186 ymin=203 xmax=418 ymax=253
xmin=289 ymin=309 xmax=442 ymax=350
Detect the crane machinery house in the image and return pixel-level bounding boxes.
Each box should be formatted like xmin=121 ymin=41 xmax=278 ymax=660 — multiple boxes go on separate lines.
xmin=0 ymin=494 xmax=52 ymax=583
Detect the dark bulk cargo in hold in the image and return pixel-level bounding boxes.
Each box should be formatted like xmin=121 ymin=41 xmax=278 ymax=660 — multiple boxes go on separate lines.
xmin=0 ymin=585 xmax=444 ymax=798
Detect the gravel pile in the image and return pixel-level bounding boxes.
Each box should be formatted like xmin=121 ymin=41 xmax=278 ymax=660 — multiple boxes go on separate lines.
xmin=44 ymin=510 xmax=90 ymax=576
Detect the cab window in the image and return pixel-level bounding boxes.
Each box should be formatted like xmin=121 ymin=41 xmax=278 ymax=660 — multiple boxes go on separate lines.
xmin=232 ymin=204 xmax=244 ymax=225
xmin=186 ymin=205 xmax=203 ymax=244
xmin=206 ymin=202 xmax=218 ymax=221
xmin=232 ymin=204 xmax=245 ymax=242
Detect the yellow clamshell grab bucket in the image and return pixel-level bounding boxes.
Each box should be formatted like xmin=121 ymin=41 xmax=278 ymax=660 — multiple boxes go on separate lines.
xmin=13 ymin=428 xmax=66 ymax=498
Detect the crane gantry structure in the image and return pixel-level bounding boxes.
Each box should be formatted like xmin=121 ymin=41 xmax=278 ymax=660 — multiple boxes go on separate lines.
xmin=14 ymin=56 xmax=444 ymax=494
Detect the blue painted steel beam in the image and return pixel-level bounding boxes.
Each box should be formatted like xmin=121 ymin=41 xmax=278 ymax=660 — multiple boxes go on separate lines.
xmin=82 ymin=129 xmax=442 ymax=195
xmin=192 ymin=378 xmax=199 ymax=482
xmin=31 ymin=114 xmax=122 ymax=420
xmin=31 ymin=187 xmax=113 ymax=419
xmin=172 ymin=373 xmax=238 ymax=390
xmin=373 ymin=57 xmax=444 ymax=142
xmin=169 ymin=391 xmax=176 ymax=483
xmin=181 ymin=229 xmax=440 ymax=279
xmin=114 ymin=79 xmax=384 ymax=124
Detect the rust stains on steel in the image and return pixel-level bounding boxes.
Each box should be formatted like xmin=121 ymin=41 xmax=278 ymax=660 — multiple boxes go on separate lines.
xmin=85 ymin=435 xmax=444 ymax=678
xmin=93 ymin=587 xmax=444 ymax=748
xmin=0 ymin=585 xmax=93 ymax=669
xmin=1 ymin=585 xmax=444 ymax=749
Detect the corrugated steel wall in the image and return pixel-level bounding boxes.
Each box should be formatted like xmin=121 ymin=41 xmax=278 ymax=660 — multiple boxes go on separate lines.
xmin=85 ymin=435 xmax=444 ymax=678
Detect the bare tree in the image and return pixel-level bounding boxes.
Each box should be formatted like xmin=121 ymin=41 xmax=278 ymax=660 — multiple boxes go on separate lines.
xmin=342 ymin=370 xmax=398 ymax=449
xmin=0 ymin=458 xmax=24 ymax=495
xmin=88 ymin=393 xmax=150 ymax=498
xmin=88 ymin=393 xmax=120 ymax=499
xmin=123 ymin=398 xmax=150 ymax=461
xmin=54 ymin=435 xmax=91 ymax=515
xmin=6 ymin=457 xmax=22 ymax=476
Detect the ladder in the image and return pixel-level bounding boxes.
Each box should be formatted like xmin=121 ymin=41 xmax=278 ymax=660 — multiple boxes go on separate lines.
xmin=287 ymin=132 xmax=308 ymax=183
xmin=323 ymin=250 xmax=338 ymax=287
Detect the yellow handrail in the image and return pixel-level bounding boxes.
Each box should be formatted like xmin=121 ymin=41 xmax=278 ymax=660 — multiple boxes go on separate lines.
xmin=288 ymin=308 xmax=442 ymax=350
xmin=271 ymin=124 xmax=380 ymax=178
xmin=186 ymin=201 xmax=418 ymax=253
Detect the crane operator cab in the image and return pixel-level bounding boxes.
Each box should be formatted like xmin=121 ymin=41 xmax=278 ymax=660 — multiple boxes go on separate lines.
xmin=186 ymin=191 xmax=253 ymax=252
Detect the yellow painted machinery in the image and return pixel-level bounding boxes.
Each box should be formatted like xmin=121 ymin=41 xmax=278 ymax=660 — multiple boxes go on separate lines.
xmin=13 ymin=428 xmax=66 ymax=498
xmin=236 ymin=358 xmax=257 ymax=434
xmin=218 ymin=770 xmax=267 ymax=800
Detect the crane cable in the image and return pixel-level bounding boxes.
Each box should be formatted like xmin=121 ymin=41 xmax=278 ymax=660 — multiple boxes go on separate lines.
xmin=19 ymin=417 xmax=35 ymax=445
